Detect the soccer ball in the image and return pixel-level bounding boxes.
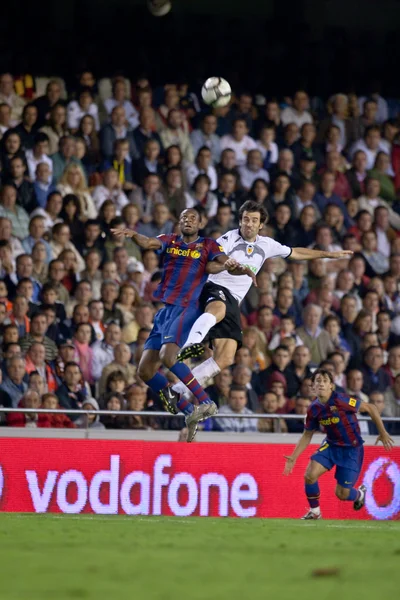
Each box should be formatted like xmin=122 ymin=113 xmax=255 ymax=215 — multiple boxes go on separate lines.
xmin=201 ymin=77 xmax=232 ymax=108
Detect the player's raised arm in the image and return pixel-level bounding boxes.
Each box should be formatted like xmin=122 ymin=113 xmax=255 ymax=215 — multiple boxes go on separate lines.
xmin=289 ymin=247 xmax=354 ymax=261
xmin=359 ymin=402 xmax=395 ymax=450
xmin=206 ymin=255 xmax=258 ymax=286
xmin=283 ymin=429 xmax=315 ymax=475
xmin=110 ymin=227 xmax=162 ymax=250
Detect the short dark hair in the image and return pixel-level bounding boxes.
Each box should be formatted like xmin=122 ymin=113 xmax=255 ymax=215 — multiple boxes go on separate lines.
xmin=33 ymin=132 xmax=49 ymax=145
xmin=229 ymin=384 xmax=247 ymax=395
xmin=238 ymin=200 xmax=268 ymax=224
xmin=310 ymin=368 xmax=335 ymax=385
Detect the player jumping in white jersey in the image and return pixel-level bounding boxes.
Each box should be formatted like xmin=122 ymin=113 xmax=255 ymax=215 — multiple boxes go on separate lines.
xmin=163 ymin=200 xmax=353 ymax=411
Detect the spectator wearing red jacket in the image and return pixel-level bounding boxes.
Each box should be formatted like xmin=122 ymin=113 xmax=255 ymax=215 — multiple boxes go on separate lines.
xmin=41 ymin=393 xmax=75 ymax=428
xmin=319 ymin=151 xmax=352 ymax=200
xmin=7 ymin=390 xmax=51 ymax=427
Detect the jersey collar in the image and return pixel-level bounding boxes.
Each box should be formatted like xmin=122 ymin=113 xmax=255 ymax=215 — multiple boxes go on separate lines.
xmin=237 ymin=228 xmax=260 ymax=244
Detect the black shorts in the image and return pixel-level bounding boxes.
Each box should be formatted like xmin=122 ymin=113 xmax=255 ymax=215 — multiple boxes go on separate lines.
xmin=199 ymin=282 xmax=242 ymax=346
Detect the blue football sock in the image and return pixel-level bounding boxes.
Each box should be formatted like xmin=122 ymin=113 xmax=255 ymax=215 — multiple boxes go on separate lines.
xmin=145 ymin=372 xmax=169 ymax=394
xmin=305 ymin=482 xmax=320 ymax=508
xmin=347 ymin=488 xmax=359 ymax=502
xmin=169 ymin=362 xmax=211 ymax=404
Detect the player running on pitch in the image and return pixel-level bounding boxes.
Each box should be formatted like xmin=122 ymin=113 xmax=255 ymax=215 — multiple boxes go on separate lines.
xmin=165 ymin=200 xmax=353 ymax=410
xmin=283 ymin=368 xmax=394 ymax=519
xmin=111 ymin=208 xmax=254 ymax=441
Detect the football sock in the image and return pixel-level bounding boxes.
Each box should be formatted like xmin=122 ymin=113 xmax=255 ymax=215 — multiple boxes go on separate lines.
xmin=305 ymin=482 xmax=321 ymax=509
xmin=181 ymin=314 xmax=217 ymax=349
xmin=172 ymin=358 xmax=221 ymax=397
xmin=169 ymin=362 xmax=211 ymax=405
xmin=145 ymin=372 xmax=169 ymax=393
xmin=176 ymin=396 xmax=194 ymax=415
xmin=347 ymin=488 xmax=360 ymax=502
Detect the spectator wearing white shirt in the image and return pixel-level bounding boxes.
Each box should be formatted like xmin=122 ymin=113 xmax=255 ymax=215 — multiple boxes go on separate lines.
xmin=186 ymin=146 xmax=218 ymax=190
xmin=238 ymin=149 xmax=270 ymax=191
xmin=57 ymin=163 xmax=97 ymax=219
xmin=104 ymin=78 xmax=139 ymax=130
xmin=350 ymin=125 xmax=386 ymax=170
xmin=25 ymin=133 xmax=53 ymax=181
xmin=67 ymin=88 xmax=100 ymax=132
xmin=0 ymin=73 xmax=25 ymax=125
xmin=92 ymin=323 xmax=122 ymax=381
xmin=30 ymin=191 xmax=63 ymax=232
xmin=92 ymin=168 xmax=129 ymax=215
xmin=220 ymin=118 xmax=257 ymax=166
xmin=358 ymin=177 xmax=400 ymax=230
xmin=214 ymin=385 xmax=257 ymax=433
xmin=190 ymin=114 xmax=221 ymax=164
xmin=256 ymin=123 xmax=279 ymax=169
xmin=187 ymin=173 xmax=218 ymax=218
xmin=160 ymin=109 xmax=194 ymax=164
xmin=358 ymin=91 xmax=389 ymax=124
xmin=281 ymin=90 xmax=313 ymax=129
xmin=0 ymin=103 xmax=12 ymax=138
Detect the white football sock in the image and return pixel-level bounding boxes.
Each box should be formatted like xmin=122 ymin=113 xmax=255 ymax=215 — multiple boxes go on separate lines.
xmin=181 ymin=314 xmax=217 ymax=349
xmin=310 ymin=506 xmax=321 ymax=515
xmin=172 ymin=357 xmax=221 ymax=397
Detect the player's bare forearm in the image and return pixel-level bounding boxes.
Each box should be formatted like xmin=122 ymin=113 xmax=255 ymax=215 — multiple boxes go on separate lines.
xmin=289 ymin=247 xmax=354 ymax=261
xmin=283 ymin=430 xmax=314 ymax=475
xmin=110 ymin=227 xmax=162 ymax=250
xmin=360 ymin=402 xmax=395 ymax=450
xmin=206 ymin=256 xmax=236 ymax=274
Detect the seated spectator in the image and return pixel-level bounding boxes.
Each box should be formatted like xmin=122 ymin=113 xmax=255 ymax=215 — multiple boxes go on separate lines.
xmin=51 ymin=135 xmax=84 ymax=184
xmin=266 ymin=171 xmax=295 ymax=217
xmin=31 ymin=241 xmax=48 ymax=284
xmin=368 ymin=151 xmax=396 ymax=202
xmin=367 ymin=391 xmax=394 ymax=435
xmin=292 ymin=122 xmax=322 ymax=168
xmin=67 ymin=87 xmax=99 ymax=132
xmin=256 ymin=344 xmax=296 ymax=397
xmin=267 ymin=372 xmax=291 ymax=412
xmin=12 ymin=103 xmax=38 ymax=151
xmin=205 ymin=368 xmax=232 ymax=408
xmin=215 ymin=172 xmax=245 ymax=223
xmin=383 ymin=345 xmax=400 ymax=385
xmin=132 ymin=138 xmax=163 ymax=187
xmin=50 ymin=223 xmax=85 ymax=273
xmin=187 ymin=174 xmax=218 ymax=218
xmin=281 ymin=90 xmax=313 ymax=129
xmin=100 ymin=105 xmax=138 ymax=161
xmin=186 ymin=146 xmax=217 ymax=190
xmin=0 ymin=355 xmax=28 ymax=406
xmin=57 ymin=163 xmax=97 ymax=219
xmin=5 ymin=155 xmax=37 ymax=213
xmin=133 ymin=107 xmax=163 ymax=157
xmin=71 ymin=323 xmax=94 ymax=387
xmin=104 ymin=77 xmax=139 ymax=129
xmin=256 ymin=123 xmax=279 ymax=170
xmin=8 ymin=294 xmax=30 ymax=337
xmin=92 ymin=168 xmax=128 ymax=215
xmin=92 ymin=322 xmax=122 ymax=381
xmin=4 ymin=252 xmax=41 ymax=302
xmin=281 ymin=122 xmax=299 ymax=152
xmin=98 ymin=342 xmax=136 ymax=396
xmin=0 ymin=130 xmax=27 ymax=180
xmin=361 ymin=178 xmax=400 ymax=231
xmin=115 ymin=282 xmax=141 ymax=325
xmin=216 ymin=148 xmax=240 ymax=180
xmin=383 ymin=374 xmax=400 ymax=430
xmin=0 ymin=73 xmax=25 ymax=124
xmin=31 ymin=162 xmax=56 ymax=209
xmin=39 ymin=102 xmax=68 ymax=155
xmin=320 ymin=151 xmax=352 ymax=200
xmin=190 ymin=113 xmax=221 ymax=164
xmin=346 ymin=150 xmax=368 ymax=199
xmin=269 ymin=315 xmax=303 ymax=351
xmin=131 ymin=173 xmax=165 ymax=223
xmin=161 ymin=167 xmax=191 ymax=219
xmin=313 ymin=171 xmax=351 ymax=227
xmin=257 ymin=391 xmax=287 ymax=433
xmin=374 ymin=206 xmax=396 ymax=259
xmin=360 ymin=345 xmax=391 ymax=394
xmin=214 ymin=385 xmax=257 ymax=432
xmin=286 ymin=396 xmax=311 ymax=433
xmin=231 ymin=365 xmax=258 ymax=412
xmin=0 ymin=102 xmax=11 ymax=137
xmin=41 ymin=392 xmax=75 ymax=428
xmin=377 ymin=310 xmax=400 ymax=353
xmin=323 ymin=314 xmax=351 ymax=356
xmin=361 ymin=230 xmax=389 ymax=276
xmin=294 ymin=205 xmax=317 ymax=247
xmin=220 ymin=118 xmax=257 ymax=166
xmin=76 ymin=397 xmax=105 ymax=429
xmin=160 ymin=109 xmax=194 ymax=163
xmin=249 ymin=178 xmax=269 ymax=207
xmin=25 ymin=133 xmax=52 ymax=181
xmin=238 ymin=149 xmax=269 ymax=191
xmin=348 ymin=209 xmax=373 ymax=244
xmin=100 ymin=392 xmax=127 ymax=429
xmin=7 ymin=389 xmax=50 ymax=428
xmin=100 ymin=139 xmax=135 ymax=193
xmin=55 ymin=361 xmax=88 ymax=421
xmin=22 ymin=215 xmax=52 ymax=263
xmin=76 ymin=114 xmax=101 ymax=171
xmin=20 ymin=311 xmax=58 ymax=361
xmin=30 ymin=190 xmax=63 ymax=231
xmin=269 ymin=203 xmax=297 ymax=247
xmin=125 ymin=384 xmax=152 ymax=430
xmin=350 ymin=125 xmax=386 ymax=169
xmin=25 ymin=341 xmax=58 ymax=392
xmin=297 ymin=303 xmax=335 ymax=365
xmin=0 ymin=184 xmax=30 ymax=240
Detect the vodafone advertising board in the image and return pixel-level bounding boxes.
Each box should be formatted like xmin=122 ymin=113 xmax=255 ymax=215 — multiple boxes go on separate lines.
xmin=0 ymin=439 xmax=399 ymax=519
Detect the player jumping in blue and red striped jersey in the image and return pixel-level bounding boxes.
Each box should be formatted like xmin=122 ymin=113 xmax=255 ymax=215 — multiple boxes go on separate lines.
xmin=112 ymin=209 xmax=255 ymax=441
xmin=283 ymin=368 xmax=394 ymax=519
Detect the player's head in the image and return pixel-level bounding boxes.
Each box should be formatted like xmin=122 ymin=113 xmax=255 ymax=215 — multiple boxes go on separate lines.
xmin=311 ymin=368 xmax=335 ymax=399
xmin=179 ymin=208 xmax=201 ymax=236
xmin=239 ymin=200 xmax=269 ymax=240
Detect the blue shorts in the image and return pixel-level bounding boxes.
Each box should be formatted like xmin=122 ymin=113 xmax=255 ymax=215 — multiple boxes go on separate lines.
xmin=144 ymin=303 xmax=200 ymax=351
xmin=311 ymin=442 xmax=364 ymax=489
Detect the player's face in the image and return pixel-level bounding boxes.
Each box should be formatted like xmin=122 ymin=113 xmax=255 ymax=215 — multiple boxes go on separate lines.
xmin=312 ymin=374 xmax=334 ymax=399
xmin=239 ymin=211 xmax=263 ymax=240
xmin=179 ymin=210 xmax=200 ymax=236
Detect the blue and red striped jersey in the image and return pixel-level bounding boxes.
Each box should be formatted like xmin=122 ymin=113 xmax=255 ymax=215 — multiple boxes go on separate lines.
xmin=304 ymin=391 xmax=364 ymax=447
xmin=154 ymin=234 xmax=225 ymax=307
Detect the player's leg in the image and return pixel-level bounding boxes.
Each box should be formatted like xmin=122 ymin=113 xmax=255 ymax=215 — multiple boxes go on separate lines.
xmin=302 ymin=460 xmax=329 ymax=520
xmin=172 ymin=338 xmax=237 ymax=398
xmin=334 ymin=446 xmax=366 ymax=510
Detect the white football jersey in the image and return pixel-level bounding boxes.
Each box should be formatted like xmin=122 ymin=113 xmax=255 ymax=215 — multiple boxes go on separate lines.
xmin=208 ymin=229 xmax=292 ymax=303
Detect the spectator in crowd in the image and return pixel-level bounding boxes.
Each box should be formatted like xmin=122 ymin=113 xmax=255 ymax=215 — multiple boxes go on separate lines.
xmin=285 ymin=396 xmax=311 ymax=433
xmin=104 ymin=78 xmax=139 ymax=129
xmin=297 ymin=304 xmax=335 ymax=365
xmin=20 ymin=311 xmax=58 ymax=361
xmin=133 ymin=108 xmax=163 ymax=157
xmin=0 ymin=73 xmax=25 ymax=124
xmin=220 ymin=118 xmax=257 ymax=166
xmin=7 ymin=389 xmax=50 ymax=428
xmin=281 ymin=90 xmax=313 ymax=129
xmin=0 ymin=355 xmax=28 ymax=406
xmin=33 ymin=80 xmax=65 ymax=128
xmin=132 ymin=138 xmax=163 ymax=187
xmin=190 ymin=114 xmax=221 ymax=163
xmin=100 ymin=392 xmax=127 ymax=429
xmin=257 ymin=391 xmax=287 ymax=433
xmin=214 ymin=385 xmax=257 ymax=433
xmin=57 ymin=163 xmax=97 ymax=219
xmin=98 ymin=342 xmax=136 ymax=395
xmin=0 ymin=184 xmax=30 ymax=240
xmin=361 ymin=345 xmax=391 ymax=394
xmin=41 ymin=392 xmax=75 ymax=428
xmin=186 ymin=147 xmax=217 ymax=190
xmin=205 ymin=368 xmax=232 ymax=408
xmin=92 ymin=322 xmax=122 ymax=380
xmin=160 ymin=109 xmax=194 ymax=163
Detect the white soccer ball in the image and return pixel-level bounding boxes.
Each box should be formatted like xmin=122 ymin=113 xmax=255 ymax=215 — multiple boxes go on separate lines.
xmin=201 ymin=77 xmax=232 ymax=108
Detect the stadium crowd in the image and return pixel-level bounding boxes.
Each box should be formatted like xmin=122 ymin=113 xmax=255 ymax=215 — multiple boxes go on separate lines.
xmin=0 ymin=71 xmax=399 ymax=435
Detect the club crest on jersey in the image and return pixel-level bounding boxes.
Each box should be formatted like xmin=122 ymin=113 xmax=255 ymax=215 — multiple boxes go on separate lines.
xmin=246 ymin=245 xmax=254 ymax=256
xmin=218 ymin=290 xmax=226 ymax=301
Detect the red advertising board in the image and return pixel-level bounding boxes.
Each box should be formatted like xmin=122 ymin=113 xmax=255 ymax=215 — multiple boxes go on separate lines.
xmin=0 ymin=439 xmax=399 ymax=519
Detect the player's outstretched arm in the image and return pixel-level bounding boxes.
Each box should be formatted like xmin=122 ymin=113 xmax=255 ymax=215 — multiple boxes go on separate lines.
xmin=206 ymin=256 xmax=258 ymax=286
xmin=283 ymin=429 xmax=314 ymax=475
xmin=110 ymin=227 xmax=162 ymax=250
xmin=289 ymin=247 xmax=354 ymax=261
xmin=359 ymin=402 xmax=395 ymax=450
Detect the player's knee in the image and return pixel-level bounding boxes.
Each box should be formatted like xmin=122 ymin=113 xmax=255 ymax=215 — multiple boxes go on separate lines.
xmin=159 ymin=345 xmax=177 ymax=369
xmin=137 ymin=362 xmax=152 ymax=381
xmin=304 ymin=473 xmax=317 ymax=485
xmin=335 ymin=486 xmax=350 ymax=501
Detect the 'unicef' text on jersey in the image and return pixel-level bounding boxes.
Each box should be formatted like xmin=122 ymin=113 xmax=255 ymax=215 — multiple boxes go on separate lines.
xmin=154 ymin=234 xmax=225 ymax=307
xmin=208 ymin=229 xmax=291 ymax=304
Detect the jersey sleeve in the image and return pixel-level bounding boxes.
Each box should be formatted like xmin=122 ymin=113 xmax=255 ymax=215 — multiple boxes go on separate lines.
xmin=156 ymin=234 xmax=174 ymax=255
xmin=262 ymin=237 xmax=292 ymax=260
xmin=335 ymin=393 xmax=362 ymax=413
xmin=304 ymin=406 xmax=319 ymax=431
xmin=207 ymin=238 xmax=226 ymax=261
xmin=216 ymin=232 xmax=234 ymax=254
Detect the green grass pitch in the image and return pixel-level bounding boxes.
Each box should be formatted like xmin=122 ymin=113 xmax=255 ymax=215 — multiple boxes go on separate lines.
xmin=0 ymin=515 xmax=399 ymax=600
